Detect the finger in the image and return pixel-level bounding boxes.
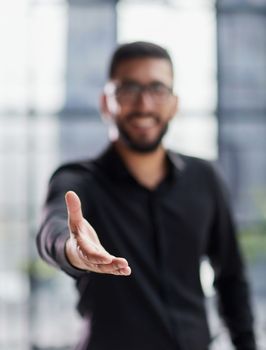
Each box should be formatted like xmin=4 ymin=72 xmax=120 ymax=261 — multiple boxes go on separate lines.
xmin=115 ymin=266 xmax=131 ymax=276
xmin=88 ymin=262 xmax=131 ymax=276
xmin=110 ymin=265 xmax=131 ymax=276
xmin=86 ymin=258 xmax=130 ymax=275
xmin=65 ymin=191 xmax=83 ymax=231
xmin=111 ymin=257 xmax=129 ymax=268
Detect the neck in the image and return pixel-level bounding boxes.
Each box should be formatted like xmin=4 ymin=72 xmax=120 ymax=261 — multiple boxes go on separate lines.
xmin=114 ymin=140 xmax=168 ymax=189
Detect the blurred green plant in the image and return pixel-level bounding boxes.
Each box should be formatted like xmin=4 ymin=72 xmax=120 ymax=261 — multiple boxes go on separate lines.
xmin=239 ymin=223 xmax=266 ymax=263
xmin=239 ymin=189 xmax=266 ymax=262
xmin=21 ymin=258 xmax=57 ymax=281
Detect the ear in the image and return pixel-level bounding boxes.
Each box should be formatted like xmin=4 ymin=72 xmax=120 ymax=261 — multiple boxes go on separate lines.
xmin=100 ymin=93 xmax=119 ymax=141
xmin=100 ymin=93 xmax=110 ymax=121
xmin=169 ymin=95 xmax=179 ymax=121
xmin=100 ymin=91 xmax=120 ymax=122
xmin=172 ymin=95 xmax=179 ymax=114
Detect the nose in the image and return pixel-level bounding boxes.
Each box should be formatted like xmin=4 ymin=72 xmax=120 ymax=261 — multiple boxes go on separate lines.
xmin=134 ymin=90 xmax=154 ymax=110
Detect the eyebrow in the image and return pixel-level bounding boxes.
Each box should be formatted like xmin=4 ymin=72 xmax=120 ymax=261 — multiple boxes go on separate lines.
xmin=119 ymin=78 xmax=171 ymax=87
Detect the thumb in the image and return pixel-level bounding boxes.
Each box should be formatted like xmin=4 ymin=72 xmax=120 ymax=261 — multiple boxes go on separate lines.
xmin=65 ymin=191 xmax=83 ymax=232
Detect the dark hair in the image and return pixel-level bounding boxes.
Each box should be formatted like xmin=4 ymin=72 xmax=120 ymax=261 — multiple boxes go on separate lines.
xmin=108 ymin=41 xmax=173 ymax=78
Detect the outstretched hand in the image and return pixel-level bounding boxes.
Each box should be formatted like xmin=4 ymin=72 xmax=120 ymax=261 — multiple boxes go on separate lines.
xmin=65 ymin=191 xmax=131 ymax=276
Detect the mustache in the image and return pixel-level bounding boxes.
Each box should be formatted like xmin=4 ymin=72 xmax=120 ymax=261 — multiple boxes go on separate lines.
xmin=125 ymin=112 xmax=160 ymax=122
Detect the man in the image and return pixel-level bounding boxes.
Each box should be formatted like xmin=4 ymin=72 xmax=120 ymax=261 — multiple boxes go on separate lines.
xmin=37 ymin=41 xmax=256 ymax=350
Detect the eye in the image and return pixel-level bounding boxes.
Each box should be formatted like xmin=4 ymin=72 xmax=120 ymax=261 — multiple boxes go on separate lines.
xmin=117 ymin=83 xmax=140 ymax=95
xmin=149 ymin=83 xmax=171 ymax=95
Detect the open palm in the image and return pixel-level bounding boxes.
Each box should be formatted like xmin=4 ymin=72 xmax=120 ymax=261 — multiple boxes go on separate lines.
xmin=65 ymin=191 xmax=131 ymax=276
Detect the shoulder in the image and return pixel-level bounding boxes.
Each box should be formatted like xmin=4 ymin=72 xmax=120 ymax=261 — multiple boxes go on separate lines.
xmin=168 ymin=150 xmax=218 ymax=177
xmin=52 ymin=158 xmax=95 ymax=177
xmin=48 ymin=157 xmax=99 ymax=192
xmin=168 ymin=150 xmax=227 ymax=194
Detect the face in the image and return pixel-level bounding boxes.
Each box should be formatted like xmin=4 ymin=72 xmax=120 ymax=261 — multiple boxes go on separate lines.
xmin=102 ymin=58 xmax=178 ymax=153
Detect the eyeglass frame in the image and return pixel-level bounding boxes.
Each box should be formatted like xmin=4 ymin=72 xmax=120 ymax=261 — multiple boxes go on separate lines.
xmin=104 ymin=80 xmax=174 ymax=105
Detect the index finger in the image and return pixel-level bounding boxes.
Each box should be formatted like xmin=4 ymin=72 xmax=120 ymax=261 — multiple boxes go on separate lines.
xmin=65 ymin=191 xmax=83 ymax=231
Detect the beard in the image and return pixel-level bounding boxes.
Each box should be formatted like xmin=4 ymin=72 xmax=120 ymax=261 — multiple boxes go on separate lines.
xmin=116 ymin=112 xmax=169 ymax=153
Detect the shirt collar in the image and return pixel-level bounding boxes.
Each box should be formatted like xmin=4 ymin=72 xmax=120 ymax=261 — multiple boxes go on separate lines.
xmin=95 ymin=143 xmax=186 ymax=183
xmin=167 ymin=149 xmax=186 ymax=173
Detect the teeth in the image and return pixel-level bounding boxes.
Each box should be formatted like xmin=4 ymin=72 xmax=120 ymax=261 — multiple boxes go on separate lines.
xmin=131 ymin=118 xmax=156 ymax=128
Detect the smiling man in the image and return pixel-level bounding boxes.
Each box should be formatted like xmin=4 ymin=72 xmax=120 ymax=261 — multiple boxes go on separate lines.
xmin=37 ymin=42 xmax=256 ymax=350
xmin=103 ymin=54 xmax=177 ymax=154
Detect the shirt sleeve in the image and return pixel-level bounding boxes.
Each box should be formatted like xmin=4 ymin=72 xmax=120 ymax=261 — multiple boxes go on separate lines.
xmin=206 ymin=164 xmax=257 ymax=350
xmin=36 ymin=164 xmax=90 ymax=279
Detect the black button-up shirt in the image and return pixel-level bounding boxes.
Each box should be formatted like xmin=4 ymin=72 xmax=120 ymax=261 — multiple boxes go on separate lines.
xmin=37 ymin=144 xmax=256 ymax=350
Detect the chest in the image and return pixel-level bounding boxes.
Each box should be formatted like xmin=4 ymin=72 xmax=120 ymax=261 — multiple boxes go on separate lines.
xmin=84 ymin=176 xmax=215 ymax=269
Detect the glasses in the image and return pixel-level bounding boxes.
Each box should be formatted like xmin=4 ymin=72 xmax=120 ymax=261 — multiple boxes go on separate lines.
xmin=107 ymin=81 xmax=173 ymax=104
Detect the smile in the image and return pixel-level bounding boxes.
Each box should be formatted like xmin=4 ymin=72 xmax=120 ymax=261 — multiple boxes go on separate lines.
xmin=130 ymin=117 xmax=157 ymax=129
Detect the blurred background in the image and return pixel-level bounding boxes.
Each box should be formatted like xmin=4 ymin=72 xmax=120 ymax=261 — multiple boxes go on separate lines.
xmin=0 ymin=0 xmax=265 ymax=349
